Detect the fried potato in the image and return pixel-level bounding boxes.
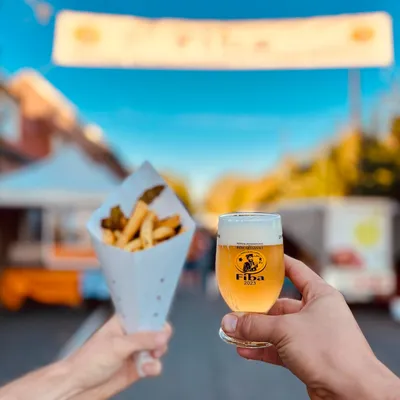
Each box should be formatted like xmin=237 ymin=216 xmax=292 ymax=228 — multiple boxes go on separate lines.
xmin=153 ymin=226 xmax=176 ymax=242
xmin=124 ymin=238 xmax=142 ymax=252
xmin=156 ymin=214 xmax=181 ymax=230
xmin=102 ymin=229 xmax=115 ymax=245
xmin=117 ymin=200 xmax=148 ymax=248
xmin=119 ymin=216 xmax=128 ymax=230
xmin=102 ymin=206 xmax=128 ymax=231
xmin=101 ymin=217 xmax=113 ymax=230
xmin=139 ymin=185 xmax=165 ymax=204
xmin=178 ymin=226 xmax=187 ymax=234
xmin=101 ymin=186 xmax=186 ymax=252
xmin=140 ymin=211 xmax=157 ymax=249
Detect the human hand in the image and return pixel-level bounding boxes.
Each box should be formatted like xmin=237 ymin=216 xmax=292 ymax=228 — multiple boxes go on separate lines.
xmin=221 ymin=255 xmax=400 ymax=400
xmin=66 ymin=315 xmax=172 ymax=400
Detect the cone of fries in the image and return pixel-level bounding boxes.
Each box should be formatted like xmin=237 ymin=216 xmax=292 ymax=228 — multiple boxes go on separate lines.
xmin=87 ymin=161 xmax=196 ymax=375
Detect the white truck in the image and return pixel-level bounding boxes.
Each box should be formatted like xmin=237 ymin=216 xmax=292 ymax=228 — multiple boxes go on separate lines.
xmin=270 ymin=197 xmax=399 ymax=304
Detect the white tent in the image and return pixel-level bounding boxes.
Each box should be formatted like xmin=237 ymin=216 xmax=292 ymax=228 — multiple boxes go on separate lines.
xmin=0 ymin=145 xmax=120 ymax=208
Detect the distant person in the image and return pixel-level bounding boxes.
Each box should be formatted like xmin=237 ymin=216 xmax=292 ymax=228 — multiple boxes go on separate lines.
xmin=0 ymin=317 xmax=172 ymax=400
xmin=203 ymin=228 xmax=219 ymax=299
xmin=183 ymin=227 xmax=211 ymax=288
xmin=389 ymin=256 xmax=400 ymax=322
xmin=221 ymin=255 xmax=400 ymax=399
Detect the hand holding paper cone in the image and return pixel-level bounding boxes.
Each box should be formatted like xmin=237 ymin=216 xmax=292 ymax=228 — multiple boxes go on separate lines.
xmin=65 ymin=316 xmax=173 ymax=399
xmin=88 ymin=162 xmax=195 ymax=379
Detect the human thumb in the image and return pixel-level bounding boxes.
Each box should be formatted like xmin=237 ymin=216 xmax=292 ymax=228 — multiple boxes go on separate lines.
xmin=221 ymin=313 xmax=285 ymax=346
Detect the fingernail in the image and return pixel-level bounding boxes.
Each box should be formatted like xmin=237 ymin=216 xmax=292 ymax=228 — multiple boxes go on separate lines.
xmin=143 ymin=361 xmax=161 ymax=376
xmin=155 ymin=333 xmax=168 ymax=346
xmin=222 ymin=314 xmax=237 ymax=333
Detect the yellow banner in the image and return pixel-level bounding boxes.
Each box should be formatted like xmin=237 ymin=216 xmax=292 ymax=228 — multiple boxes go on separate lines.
xmin=52 ymin=11 xmax=393 ymax=70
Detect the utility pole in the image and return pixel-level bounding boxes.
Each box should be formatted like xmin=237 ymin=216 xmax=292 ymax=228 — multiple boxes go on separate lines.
xmin=348 ymin=69 xmax=362 ymax=133
xmin=348 ymin=68 xmax=364 ymax=193
xmin=279 ymin=128 xmax=289 ymax=199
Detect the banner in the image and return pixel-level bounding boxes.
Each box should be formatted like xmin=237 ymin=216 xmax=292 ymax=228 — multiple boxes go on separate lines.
xmin=322 ymin=201 xmax=396 ymax=300
xmin=52 ymin=11 xmax=393 ymax=70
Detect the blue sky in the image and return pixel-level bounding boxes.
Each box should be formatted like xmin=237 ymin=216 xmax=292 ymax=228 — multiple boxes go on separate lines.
xmin=1 ymin=0 xmax=400 ymax=199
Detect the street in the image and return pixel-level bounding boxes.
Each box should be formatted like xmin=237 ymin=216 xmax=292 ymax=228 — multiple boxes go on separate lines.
xmin=1 ymin=292 xmax=400 ymax=399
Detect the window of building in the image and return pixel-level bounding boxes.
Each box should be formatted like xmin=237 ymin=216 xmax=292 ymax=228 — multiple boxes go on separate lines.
xmin=19 ymin=209 xmax=43 ymax=242
xmin=52 ymin=209 xmax=93 ymax=247
xmin=0 ymin=90 xmax=20 ymax=143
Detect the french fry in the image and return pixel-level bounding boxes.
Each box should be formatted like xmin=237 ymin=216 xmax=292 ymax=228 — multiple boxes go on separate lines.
xmin=119 ymin=215 xmax=128 ymax=230
xmin=101 ymin=206 xmax=128 ymax=231
xmin=124 ymin=238 xmax=142 ymax=252
xmin=101 ymin=186 xmax=186 ymax=252
xmin=156 ymin=214 xmax=181 ymax=230
xmin=178 ymin=226 xmax=187 ymax=235
xmin=139 ymin=185 xmax=165 ymax=204
xmin=153 ymin=226 xmax=176 ymax=242
xmin=102 ymin=229 xmax=115 ymax=245
xmin=140 ymin=211 xmax=157 ymax=249
xmin=110 ymin=206 xmax=122 ymax=228
xmin=117 ymin=200 xmax=148 ymax=248
xmin=101 ymin=216 xmax=115 ymax=230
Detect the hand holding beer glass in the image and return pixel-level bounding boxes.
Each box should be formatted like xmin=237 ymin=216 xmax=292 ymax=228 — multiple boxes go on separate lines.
xmin=216 ymin=213 xmax=284 ymax=348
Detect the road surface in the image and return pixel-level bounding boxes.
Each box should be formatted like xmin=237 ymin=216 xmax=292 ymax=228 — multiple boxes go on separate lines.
xmin=1 ymin=293 xmax=400 ymax=399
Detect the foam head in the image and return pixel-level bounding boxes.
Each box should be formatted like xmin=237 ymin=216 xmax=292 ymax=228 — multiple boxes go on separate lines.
xmin=217 ymin=212 xmax=283 ymax=246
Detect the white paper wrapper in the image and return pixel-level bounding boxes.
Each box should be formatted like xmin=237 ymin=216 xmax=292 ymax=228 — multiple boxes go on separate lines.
xmin=87 ymin=161 xmax=195 ymax=376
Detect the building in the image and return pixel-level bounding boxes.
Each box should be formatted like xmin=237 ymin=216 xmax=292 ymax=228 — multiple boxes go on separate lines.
xmin=0 ymin=70 xmax=129 ymax=309
xmin=0 ymin=81 xmax=32 ymax=173
xmin=5 ymin=69 xmax=128 ymax=178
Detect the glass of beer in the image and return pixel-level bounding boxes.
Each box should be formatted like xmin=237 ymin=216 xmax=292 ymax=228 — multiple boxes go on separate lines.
xmin=216 ymin=212 xmax=284 ymax=348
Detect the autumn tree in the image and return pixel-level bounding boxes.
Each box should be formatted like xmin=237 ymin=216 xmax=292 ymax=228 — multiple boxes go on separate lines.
xmin=348 ymin=133 xmax=400 ymax=201
xmin=162 ymin=173 xmax=193 ymax=213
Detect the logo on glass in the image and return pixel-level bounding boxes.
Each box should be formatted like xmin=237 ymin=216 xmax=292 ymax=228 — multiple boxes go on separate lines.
xmin=235 ymin=251 xmax=266 ymax=275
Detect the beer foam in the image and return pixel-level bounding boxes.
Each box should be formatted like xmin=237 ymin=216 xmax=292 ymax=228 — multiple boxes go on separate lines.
xmin=217 ymin=213 xmax=283 ymax=246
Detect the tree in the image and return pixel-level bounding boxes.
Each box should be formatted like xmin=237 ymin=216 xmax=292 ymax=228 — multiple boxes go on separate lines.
xmin=390 ymin=115 xmax=400 ymax=145
xmin=348 ymin=134 xmax=400 ymax=201
xmin=162 ymin=173 xmax=193 ymax=213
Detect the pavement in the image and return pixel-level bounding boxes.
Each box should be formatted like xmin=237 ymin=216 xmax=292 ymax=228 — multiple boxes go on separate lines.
xmin=0 ymin=293 xmax=400 ymax=400
xmin=0 ymin=302 xmax=91 ymax=385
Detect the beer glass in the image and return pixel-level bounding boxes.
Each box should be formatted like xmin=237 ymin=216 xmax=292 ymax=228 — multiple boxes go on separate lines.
xmin=216 ymin=212 xmax=284 ymax=348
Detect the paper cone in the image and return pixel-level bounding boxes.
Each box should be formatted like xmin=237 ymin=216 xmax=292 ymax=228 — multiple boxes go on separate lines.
xmin=87 ymin=161 xmax=195 ymax=375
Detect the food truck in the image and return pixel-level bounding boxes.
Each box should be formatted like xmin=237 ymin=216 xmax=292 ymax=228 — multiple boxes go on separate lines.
xmin=0 ymin=145 xmax=120 ymax=309
xmin=272 ymin=197 xmax=399 ymax=303
xmin=0 ymin=70 xmax=129 ymax=310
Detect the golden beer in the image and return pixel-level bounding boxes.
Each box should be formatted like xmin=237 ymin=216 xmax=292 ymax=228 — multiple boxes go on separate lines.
xmin=216 ymin=212 xmax=284 ymax=348
xmin=216 ymin=244 xmax=284 ymax=313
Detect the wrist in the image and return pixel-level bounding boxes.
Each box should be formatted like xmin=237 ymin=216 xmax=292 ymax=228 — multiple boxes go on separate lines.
xmin=0 ymin=360 xmax=83 ymax=400
xmin=339 ymin=357 xmax=400 ymax=400
xmin=46 ymin=360 xmax=84 ymax=400
xmin=364 ymin=360 xmax=400 ymax=400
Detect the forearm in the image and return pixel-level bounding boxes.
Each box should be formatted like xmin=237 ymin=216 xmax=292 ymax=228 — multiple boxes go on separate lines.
xmin=363 ymin=360 xmax=400 ymax=400
xmin=340 ymin=358 xmax=400 ymax=400
xmin=0 ymin=361 xmax=83 ymax=400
